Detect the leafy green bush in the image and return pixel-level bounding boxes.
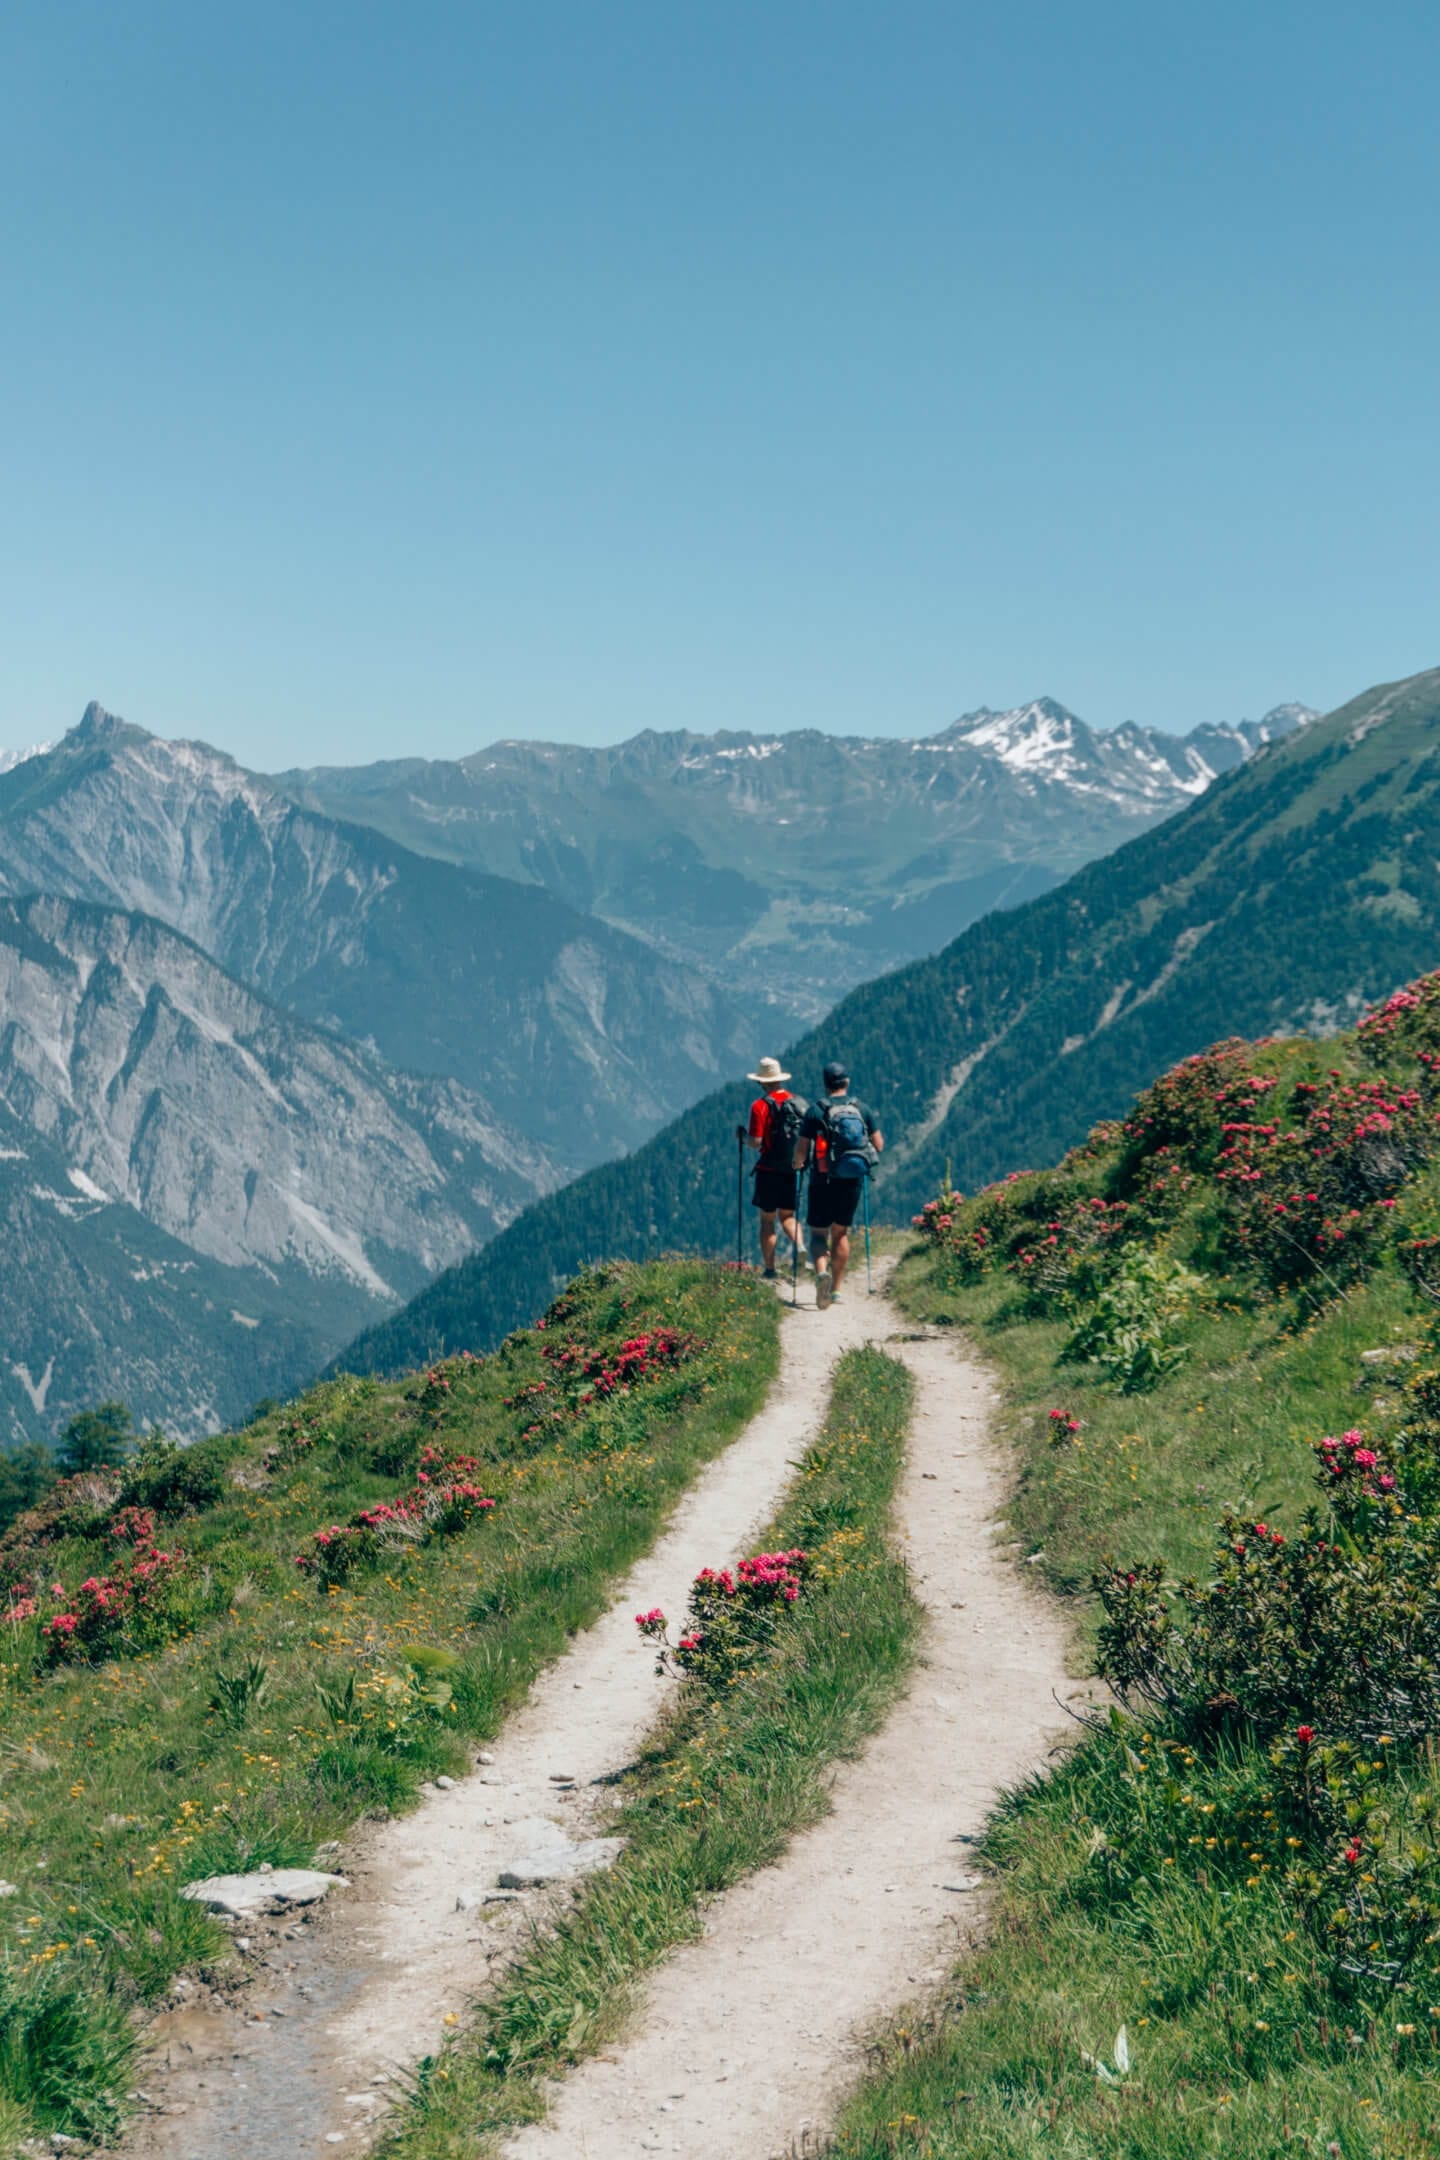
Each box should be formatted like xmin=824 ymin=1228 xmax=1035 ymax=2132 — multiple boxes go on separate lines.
xmin=120 ymin=1432 xmax=229 ymax=1518
xmin=1061 ymin=1248 xmax=1204 ymax=1391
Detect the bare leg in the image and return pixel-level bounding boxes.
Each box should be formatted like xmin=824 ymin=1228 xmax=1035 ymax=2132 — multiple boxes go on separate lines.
xmin=830 ymin=1228 xmax=852 ymax=1295
xmin=759 ymin=1212 xmax=778 ymax=1271
xmin=777 ymin=1208 xmax=805 ymax=1259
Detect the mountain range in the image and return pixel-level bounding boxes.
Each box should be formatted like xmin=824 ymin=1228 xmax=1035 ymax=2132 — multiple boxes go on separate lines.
xmin=0 ymin=707 xmax=756 ymax=1163
xmin=0 ymin=688 xmax=1318 ymax=1441
xmin=338 ymin=665 xmax=1440 ymax=1379
xmin=277 ymin=699 xmax=1316 ymax=1017
xmin=0 ymin=895 xmax=564 ymax=1445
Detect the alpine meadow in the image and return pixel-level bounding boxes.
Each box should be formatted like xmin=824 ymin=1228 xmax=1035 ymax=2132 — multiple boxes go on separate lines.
xmin=6 ymin=7 xmax=1440 ymax=2153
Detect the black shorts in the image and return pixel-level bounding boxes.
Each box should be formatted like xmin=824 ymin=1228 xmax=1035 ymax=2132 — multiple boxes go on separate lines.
xmin=752 ymin=1166 xmax=798 ymax=1213
xmin=807 ymin=1174 xmax=862 ymax=1232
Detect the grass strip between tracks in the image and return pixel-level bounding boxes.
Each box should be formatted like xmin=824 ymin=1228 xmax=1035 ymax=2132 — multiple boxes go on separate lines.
xmin=376 ymin=1342 xmax=919 ymax=2158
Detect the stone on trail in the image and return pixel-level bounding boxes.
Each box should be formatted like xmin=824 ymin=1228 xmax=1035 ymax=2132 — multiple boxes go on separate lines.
xmin=494 ymin=1816 xmax=625 ymax=1890
xmin=180 ymin=1868 xmax=350 ymax=1918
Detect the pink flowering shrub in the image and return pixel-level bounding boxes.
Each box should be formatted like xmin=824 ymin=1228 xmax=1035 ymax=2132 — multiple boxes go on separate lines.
xmin=636 ymin=1548 xmax=810 ymax=1689
xmin=504 ymin=1325 xmax=698 ymax=1450
xmin=296 ymin=1444 xmax=496 ymax=1586
xmin=107 ymin=1504 xmax=157 ymax=1547
xmin=1009 ymin=1194 xmax=1132 ymax=1314
xmin=1213 ymin=1071 xmax=1432 ymax=1290
xmin=40 ymin=1543 xmax=191 ymax=1665
xmin=1096 ymin=1359 xmax=1440 ymax=1746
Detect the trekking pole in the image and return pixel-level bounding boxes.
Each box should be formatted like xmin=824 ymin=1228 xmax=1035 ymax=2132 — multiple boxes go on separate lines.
xmin=863 ymin=1177 xmax=873 ymax=1295
xmin=736 ymin=1128 xmax=745 ymax=1267
xmin=792 ymin=1166 xmax=805 ymax=1308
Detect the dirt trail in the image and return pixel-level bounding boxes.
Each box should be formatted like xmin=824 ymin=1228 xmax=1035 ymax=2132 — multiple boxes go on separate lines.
xmin=120 ymin=1279 xmax=894 ymax=2160
xmin=502 ymin=1327 xmax=1075 ymax=2160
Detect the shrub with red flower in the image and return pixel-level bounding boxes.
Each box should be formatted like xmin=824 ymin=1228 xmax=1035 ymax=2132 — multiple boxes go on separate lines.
xmin=295 ymin=1445 xmax=496 ymax=1587
xmin=40 ymin=1543 xmax=191 ymax=1664
xmin=107 ymin=1504 xmax=157 ymax=1547
xmin=1211 ymin=1070 xmax=1433 ymax=1291
xmin=636 ymin=1548 xmax=810 ymax=1689
xmin=1095 ymin=1382 xmax=1440 ymax=1749
xmin=1009 ymin=1194 xmax=1132 ymax=1314
xmin=504 ymin=1323 xmax=700 ymax=1449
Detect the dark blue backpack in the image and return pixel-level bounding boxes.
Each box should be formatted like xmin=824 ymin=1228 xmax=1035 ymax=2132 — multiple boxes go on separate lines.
xmin=824 ymin=1100 xmax=877 ymax=1181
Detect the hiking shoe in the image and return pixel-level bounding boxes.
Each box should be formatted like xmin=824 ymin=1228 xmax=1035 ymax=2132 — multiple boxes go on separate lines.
xmin=815 ymin=1272 xmax=833 ymax=1310
xmin=762 ymin=1267 xmax=778 ymax=1280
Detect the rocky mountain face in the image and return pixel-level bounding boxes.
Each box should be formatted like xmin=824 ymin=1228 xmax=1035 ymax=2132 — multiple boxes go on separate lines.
xmin=276 ymin=699 xmax=1316 ymax=1017
xmin=0 ymin=708 xmax=758 ymax=1164
xmin=336 ymin=667 xmax=1437 ymax=1377
xmin=0 ymin=894 xmax=565 ymax=1444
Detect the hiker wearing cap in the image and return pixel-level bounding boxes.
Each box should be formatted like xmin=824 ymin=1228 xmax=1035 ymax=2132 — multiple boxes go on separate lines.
xmin=794 ymin=1063 xmax=883 ymax=1308
xmin=737 ymin=1058 xmax=809 ymax=1279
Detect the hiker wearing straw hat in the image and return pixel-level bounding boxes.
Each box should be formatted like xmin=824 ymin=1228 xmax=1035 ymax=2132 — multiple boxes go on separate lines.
xmin=736 ymin=1056 xmax=810 ymax=1279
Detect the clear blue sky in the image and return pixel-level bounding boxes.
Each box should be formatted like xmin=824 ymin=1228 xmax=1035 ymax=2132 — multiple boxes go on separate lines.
xmin=2 ymin=1 xmax=1437 ymax=768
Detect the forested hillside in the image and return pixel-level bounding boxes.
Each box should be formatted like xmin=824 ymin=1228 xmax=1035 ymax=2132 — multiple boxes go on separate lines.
xmin=338 ymin=665 xmax=1440 ymax=1377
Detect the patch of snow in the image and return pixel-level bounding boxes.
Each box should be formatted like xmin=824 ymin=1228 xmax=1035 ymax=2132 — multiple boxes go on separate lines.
xmin=67 ymin=1167 xmax=111 ymax=1203
xmin=31 ymin=1183 xmax=100 ymax=1219
xmin=954 ymin=703 xmax=1081 ymax=778
xmin=230 ymin=1310 xmax=260 ymax=1329
xmin=0 ymin=742 xmax=53 ymax=776
xmin=11 ymin=1358 xmax=55 ymax=1413
xmin=0 ymin=1147 xmax=27 ymax=1162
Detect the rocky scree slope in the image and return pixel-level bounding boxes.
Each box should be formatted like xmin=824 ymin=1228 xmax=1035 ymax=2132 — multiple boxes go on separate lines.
xmin=0 ymin=707 xmax=756 ymax=1165
xmin=0 ymin=895 xmax=563 ymax=1445
xmin=276 ymin=698 xmax=1314 ymax=1019
xmin=336 ymin=666 xmax=1440 ymax=1377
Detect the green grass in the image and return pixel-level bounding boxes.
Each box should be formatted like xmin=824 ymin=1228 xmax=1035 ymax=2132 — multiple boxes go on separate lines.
xmin=815 ymin=1237 xmax=1440 ymax=2159
xmin=373 ymin=1343 xmax=919 ymax=2158
xmin=889 ymin=1241 xmax=1421 ymax=1610
xmin=0 ymin=1261 xmax=779 ymax=2155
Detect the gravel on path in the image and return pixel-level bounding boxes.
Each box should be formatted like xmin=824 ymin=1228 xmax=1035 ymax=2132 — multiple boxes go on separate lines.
xmin=501 ymin=1325 xmax=1075 ymax=2160
xmin=118 ymin=1279 xmax=891 ymax=2160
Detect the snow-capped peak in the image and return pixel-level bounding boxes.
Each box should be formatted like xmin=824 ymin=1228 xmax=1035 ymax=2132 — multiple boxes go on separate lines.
xmin=940 ymin=696 xmax=1319 ymax=813
xmin=0 ymin=742 xmax=54 ymax=777
xmin=950 ymin=699 xmax=1084 ymax=774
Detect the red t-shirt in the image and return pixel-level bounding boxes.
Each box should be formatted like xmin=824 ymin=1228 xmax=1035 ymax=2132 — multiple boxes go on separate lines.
xmin=749 ymin=1090 xmax=793 ymax=1162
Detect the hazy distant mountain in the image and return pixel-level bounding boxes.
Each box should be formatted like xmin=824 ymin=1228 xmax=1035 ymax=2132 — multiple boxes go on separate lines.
xmin=0 ymin=894 xmax=564 ymax=1445
xmin=0 ymin=707 xmax=759 ymax=1165
xmin=276 ymin=699 xmax=1317 ymax=1017
xmin=334 ymin=669 xmax=1435 ymax=1377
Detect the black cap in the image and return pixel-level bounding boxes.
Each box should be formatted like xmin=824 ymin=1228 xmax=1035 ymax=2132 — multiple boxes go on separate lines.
xmin=822 ymin=1062 xmax=849 ymax=1092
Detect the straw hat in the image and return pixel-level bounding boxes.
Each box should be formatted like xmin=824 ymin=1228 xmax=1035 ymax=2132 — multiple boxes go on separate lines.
xmin=747 ymin=1055 xmax=791 ymax=1086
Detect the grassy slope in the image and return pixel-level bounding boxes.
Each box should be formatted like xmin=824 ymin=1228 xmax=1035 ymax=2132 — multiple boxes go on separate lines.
xmin=824 ymin=1022 xmax=1440 ymax=2156
xmin=337 ymin=667 xmax=1440 ymax=1381
xmin=377 ymin=1345 xmax=918 ymax=2158
xmin=0 ymin=1262 xmax=778 ymax=2156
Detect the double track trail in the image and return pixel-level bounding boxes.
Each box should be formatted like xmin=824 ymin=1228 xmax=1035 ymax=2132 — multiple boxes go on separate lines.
xmin=121 ymin=1274 xmax=1072 ymax=2160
